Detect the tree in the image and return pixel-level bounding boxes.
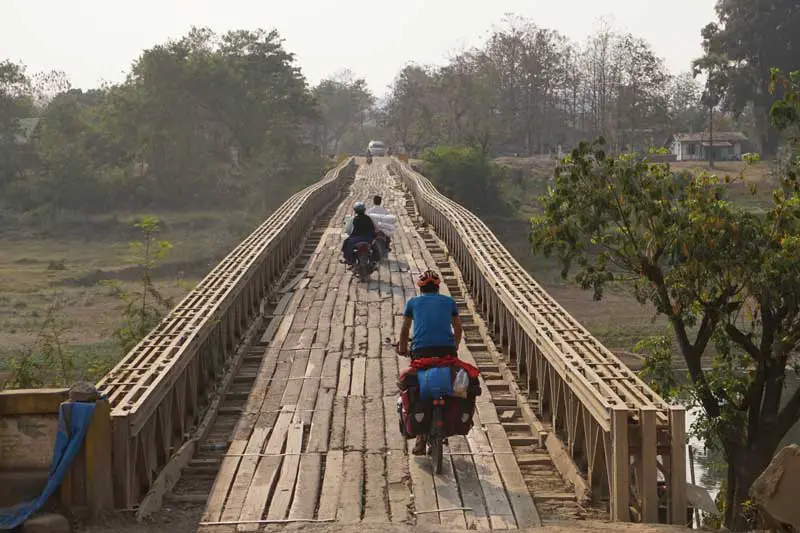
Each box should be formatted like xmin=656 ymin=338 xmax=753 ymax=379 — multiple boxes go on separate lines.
xmin=694 ymin=0 xmax=800 ymax=155
xmin=530 ymin=71 xmax=800 ymax=530
xmin=1 ymin=26 xmax=324 ymax=214
xmin=383 ymin=17 xmax=680 ymax=158
xmin=312 ymin=70 xmax=374 ymax=154
xmin=105 ymin=216 xmax=174 ymax=353
xmin=0 ymin=61 xmax=33 ymax=189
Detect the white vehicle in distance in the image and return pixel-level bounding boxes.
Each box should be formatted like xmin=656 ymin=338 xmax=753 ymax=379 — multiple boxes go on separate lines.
xmin=367 ymin=140 xmax=388 ymax=156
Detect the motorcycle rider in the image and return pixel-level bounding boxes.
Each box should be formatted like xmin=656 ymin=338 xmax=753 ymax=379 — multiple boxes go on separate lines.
xmin=367 ymin=195 xmax=392 ymax=251
xmin=342 ymin=201 xmax=376 ymax=265
xmin=396 ymin=269 xmax=463 ymax=455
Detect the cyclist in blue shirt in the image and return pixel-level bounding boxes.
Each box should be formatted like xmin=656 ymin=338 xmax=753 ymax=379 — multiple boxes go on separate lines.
xmin=396 ymin=269 xmax=463 ymax=454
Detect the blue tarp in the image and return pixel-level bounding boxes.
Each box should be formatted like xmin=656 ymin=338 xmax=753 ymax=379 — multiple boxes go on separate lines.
xmin=0 ymin=401 xmax=96 ymax=530
xmin=418 ymin=366 xmax=453 ymax=400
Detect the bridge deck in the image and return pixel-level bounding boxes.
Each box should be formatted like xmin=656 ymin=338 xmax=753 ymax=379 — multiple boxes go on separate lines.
xmin=198 ymin=163 xmax=543 ymax=531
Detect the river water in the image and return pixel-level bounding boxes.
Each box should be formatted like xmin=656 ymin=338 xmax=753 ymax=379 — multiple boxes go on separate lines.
xmin=680 ymin=374 xmax=800 ymax=526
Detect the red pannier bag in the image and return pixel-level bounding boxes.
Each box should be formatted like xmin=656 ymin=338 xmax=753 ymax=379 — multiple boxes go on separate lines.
xmin=397 ymin=357 xmax=481 ymax=439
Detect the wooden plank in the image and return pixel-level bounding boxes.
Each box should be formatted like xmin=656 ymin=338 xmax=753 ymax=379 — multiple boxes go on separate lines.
xmin=294 ymin=348 xmax=324 ymax=426
xmin=329 ymin=398 xmax=347 ymax=450
xmin=367 ymin=327 xmax=381 ymax=358
xmin=384 ymin=396 xmax=405 ymax=452
xmin=466 ymin=424 xmax=515 ymax=530
xmin=365 ymin=357 xmax=382 ymax=398
xmin=337 ymin=359 xmax=351 ymax=398
xmin=433 ymin=453 xmax=467 ymax=528
xmin=408 ymin=454 xmax=439 ymax=525
xmin=266 ymin=422 xmax=304 ymax=520
xmin=236 ymin=406 xmax=295 ymax=532
xmin=640 ymin=406 xmax=659 ymax=523
xmin=329 ymin=324 xmax=345 ymax=352
xmin=363 ymin=452 xmax=389 ymax=522
xmin=317 ymin=449 xmax=343 ymax=521
xmin=281 ymin=350 xmax=310 ymax=406
xmin=338 ymin=451 xmax=364 ymax=523
xmin=306 ymin=388 xmax=334 ymax=453
xmin=611 ymin=406 xmax=630 ymax=521
xmin=448 ymin=436 xmax=490 ymax=530
xmin=485 ymin=423 xmax=542 ymax=528
xmin=386 ymin=451 xmax=411 ymax=523
xmin=202 ymin=440 xmax=247 ymax=522
xmin=220 ymin=426 xmax=272 ymax=522
xmin=232 ymin=347 xmax=281 ymax=440
xmin=669 ymin=405 xmax=688 ymax=525
xmin=345 ymin=397 xmax=365 ymax=451
xmin=350 ymin=357 xmax=366 ymax=397
xmin=288 ymin=452 xmax=322 ymax=521
xmin=321 ymin=351 xmax=342 ymax=389
xmin=343 ymin=326 xmax=355 ymax=353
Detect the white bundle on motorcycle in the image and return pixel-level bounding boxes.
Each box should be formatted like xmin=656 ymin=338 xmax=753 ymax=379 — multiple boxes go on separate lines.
xmin=369 ymin=213 xmax=397 ymax=236
xmin=342 ymin=216 xmax=354 ymax=237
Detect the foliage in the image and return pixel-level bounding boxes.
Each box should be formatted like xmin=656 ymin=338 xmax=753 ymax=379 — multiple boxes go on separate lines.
xmin=312 ymin=70 xmax=375 ymax=155
xmin=694 ymin=0 xmax=800 ymax=154
xmin=530 ymin=70 xmax=800 ymax=530
xmin=0 ymin=27 xmax=327 ymax=216
xmin=419 ymin=145 xmax=509 ymax=214
xmin=4 ymin=293 xmax=75 ymax=388
xmin=103 ymin=216 xmax=174 ymax=354
xmin=384 ymin=17 xmax=709 ymax=158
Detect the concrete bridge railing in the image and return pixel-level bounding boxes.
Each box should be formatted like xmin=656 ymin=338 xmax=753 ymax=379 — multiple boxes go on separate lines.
xmin=392 ymin=159 xmax=688 ymax=524
xmin=95 ymin=158 xmax=356 ymax=508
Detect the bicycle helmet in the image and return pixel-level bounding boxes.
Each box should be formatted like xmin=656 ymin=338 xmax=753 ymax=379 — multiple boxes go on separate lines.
xmin=353 ymin=201 xmax=366 ymax=214
xmin=417 ymin=269 xmax=441 ymax=288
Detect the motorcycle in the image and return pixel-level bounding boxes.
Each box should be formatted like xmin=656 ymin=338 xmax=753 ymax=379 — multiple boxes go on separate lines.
xmin=351 ymin=241 xmax=378 ymax=281
xmin=372 ymin=231 xmax=389 ymax=261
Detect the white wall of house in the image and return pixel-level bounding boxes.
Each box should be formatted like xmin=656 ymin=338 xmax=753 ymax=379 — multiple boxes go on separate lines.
xmin=673 ymin=141 xmax=741 ymax=161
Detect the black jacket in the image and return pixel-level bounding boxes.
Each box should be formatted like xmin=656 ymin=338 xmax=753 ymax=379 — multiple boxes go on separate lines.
xmin=351 ymin=213 xmax=375 ymax=237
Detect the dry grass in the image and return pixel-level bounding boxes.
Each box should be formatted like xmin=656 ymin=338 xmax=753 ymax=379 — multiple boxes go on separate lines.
xmin=0 ymin=209 xmax=258 ymax=380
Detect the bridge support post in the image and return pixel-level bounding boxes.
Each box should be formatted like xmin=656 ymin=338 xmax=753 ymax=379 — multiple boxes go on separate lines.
xmin=61 ymin=399 xmax=115 ymax=515
xmin=639 ymin=406 xmax=659 ymax=523
xmin=669 ymin=406 xmax=688 ymax=525
xmin=611 ymin=407 xmax=630 ymax=521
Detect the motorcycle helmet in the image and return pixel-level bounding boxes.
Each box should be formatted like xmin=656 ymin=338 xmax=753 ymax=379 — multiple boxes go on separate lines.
xmin=353 ymin=201 xmax=366 ymax=214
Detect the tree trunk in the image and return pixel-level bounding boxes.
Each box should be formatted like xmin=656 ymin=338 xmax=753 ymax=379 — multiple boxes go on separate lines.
xmin=722 ymin=440 xmax=776 ymax=531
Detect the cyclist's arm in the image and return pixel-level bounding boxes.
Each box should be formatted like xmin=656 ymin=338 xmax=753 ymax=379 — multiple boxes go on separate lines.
xmin=398 ymin=299 xmax=414 ymax=356
xmin=398 ymin=317 xmax=412 ymax=356
xmin=451 ymin=315 xmax=463 ymax=349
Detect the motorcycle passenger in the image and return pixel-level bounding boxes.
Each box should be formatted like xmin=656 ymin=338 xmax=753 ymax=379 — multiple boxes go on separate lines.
xmin=342 ymin=201 xmax=376 ymax=265
xmin=396 ymin=269 xmax=463 ymax=455
xmin=367 ymin=195 xmax=392 ymax=251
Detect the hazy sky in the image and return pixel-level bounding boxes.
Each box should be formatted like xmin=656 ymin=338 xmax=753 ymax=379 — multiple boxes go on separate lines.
xmin=2 ymin=0 xmax=717 ymax=97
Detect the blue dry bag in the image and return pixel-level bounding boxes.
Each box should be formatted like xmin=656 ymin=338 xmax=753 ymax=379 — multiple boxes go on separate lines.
xmin=417 ymin=366 xmax=452 ymax=400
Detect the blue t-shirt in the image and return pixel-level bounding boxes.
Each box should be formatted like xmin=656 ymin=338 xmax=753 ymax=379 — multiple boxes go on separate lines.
xmin=403 ymin=293 xmax=458 ymax=350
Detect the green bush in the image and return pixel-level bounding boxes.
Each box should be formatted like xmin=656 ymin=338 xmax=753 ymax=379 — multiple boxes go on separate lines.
xmin=419 ymin=145 xmax=509 ymax=215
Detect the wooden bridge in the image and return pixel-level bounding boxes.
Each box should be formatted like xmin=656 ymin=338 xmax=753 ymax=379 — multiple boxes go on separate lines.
xmin=54 ymin=158 xmax=685 ymax=529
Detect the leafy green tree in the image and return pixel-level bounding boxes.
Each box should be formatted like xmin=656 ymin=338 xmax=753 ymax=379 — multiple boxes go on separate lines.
xmin=530 ymin=71 xmax=800 ymax=530
xmin=419 ymin=145 xmax=508 ymax=214
xmin=312 ymin=70 xmax=375 ymax=154
xmin=0 ymin=60 xmax=33 ymax=190
xmin=694 ymin=0 xmax=800 ymax=155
